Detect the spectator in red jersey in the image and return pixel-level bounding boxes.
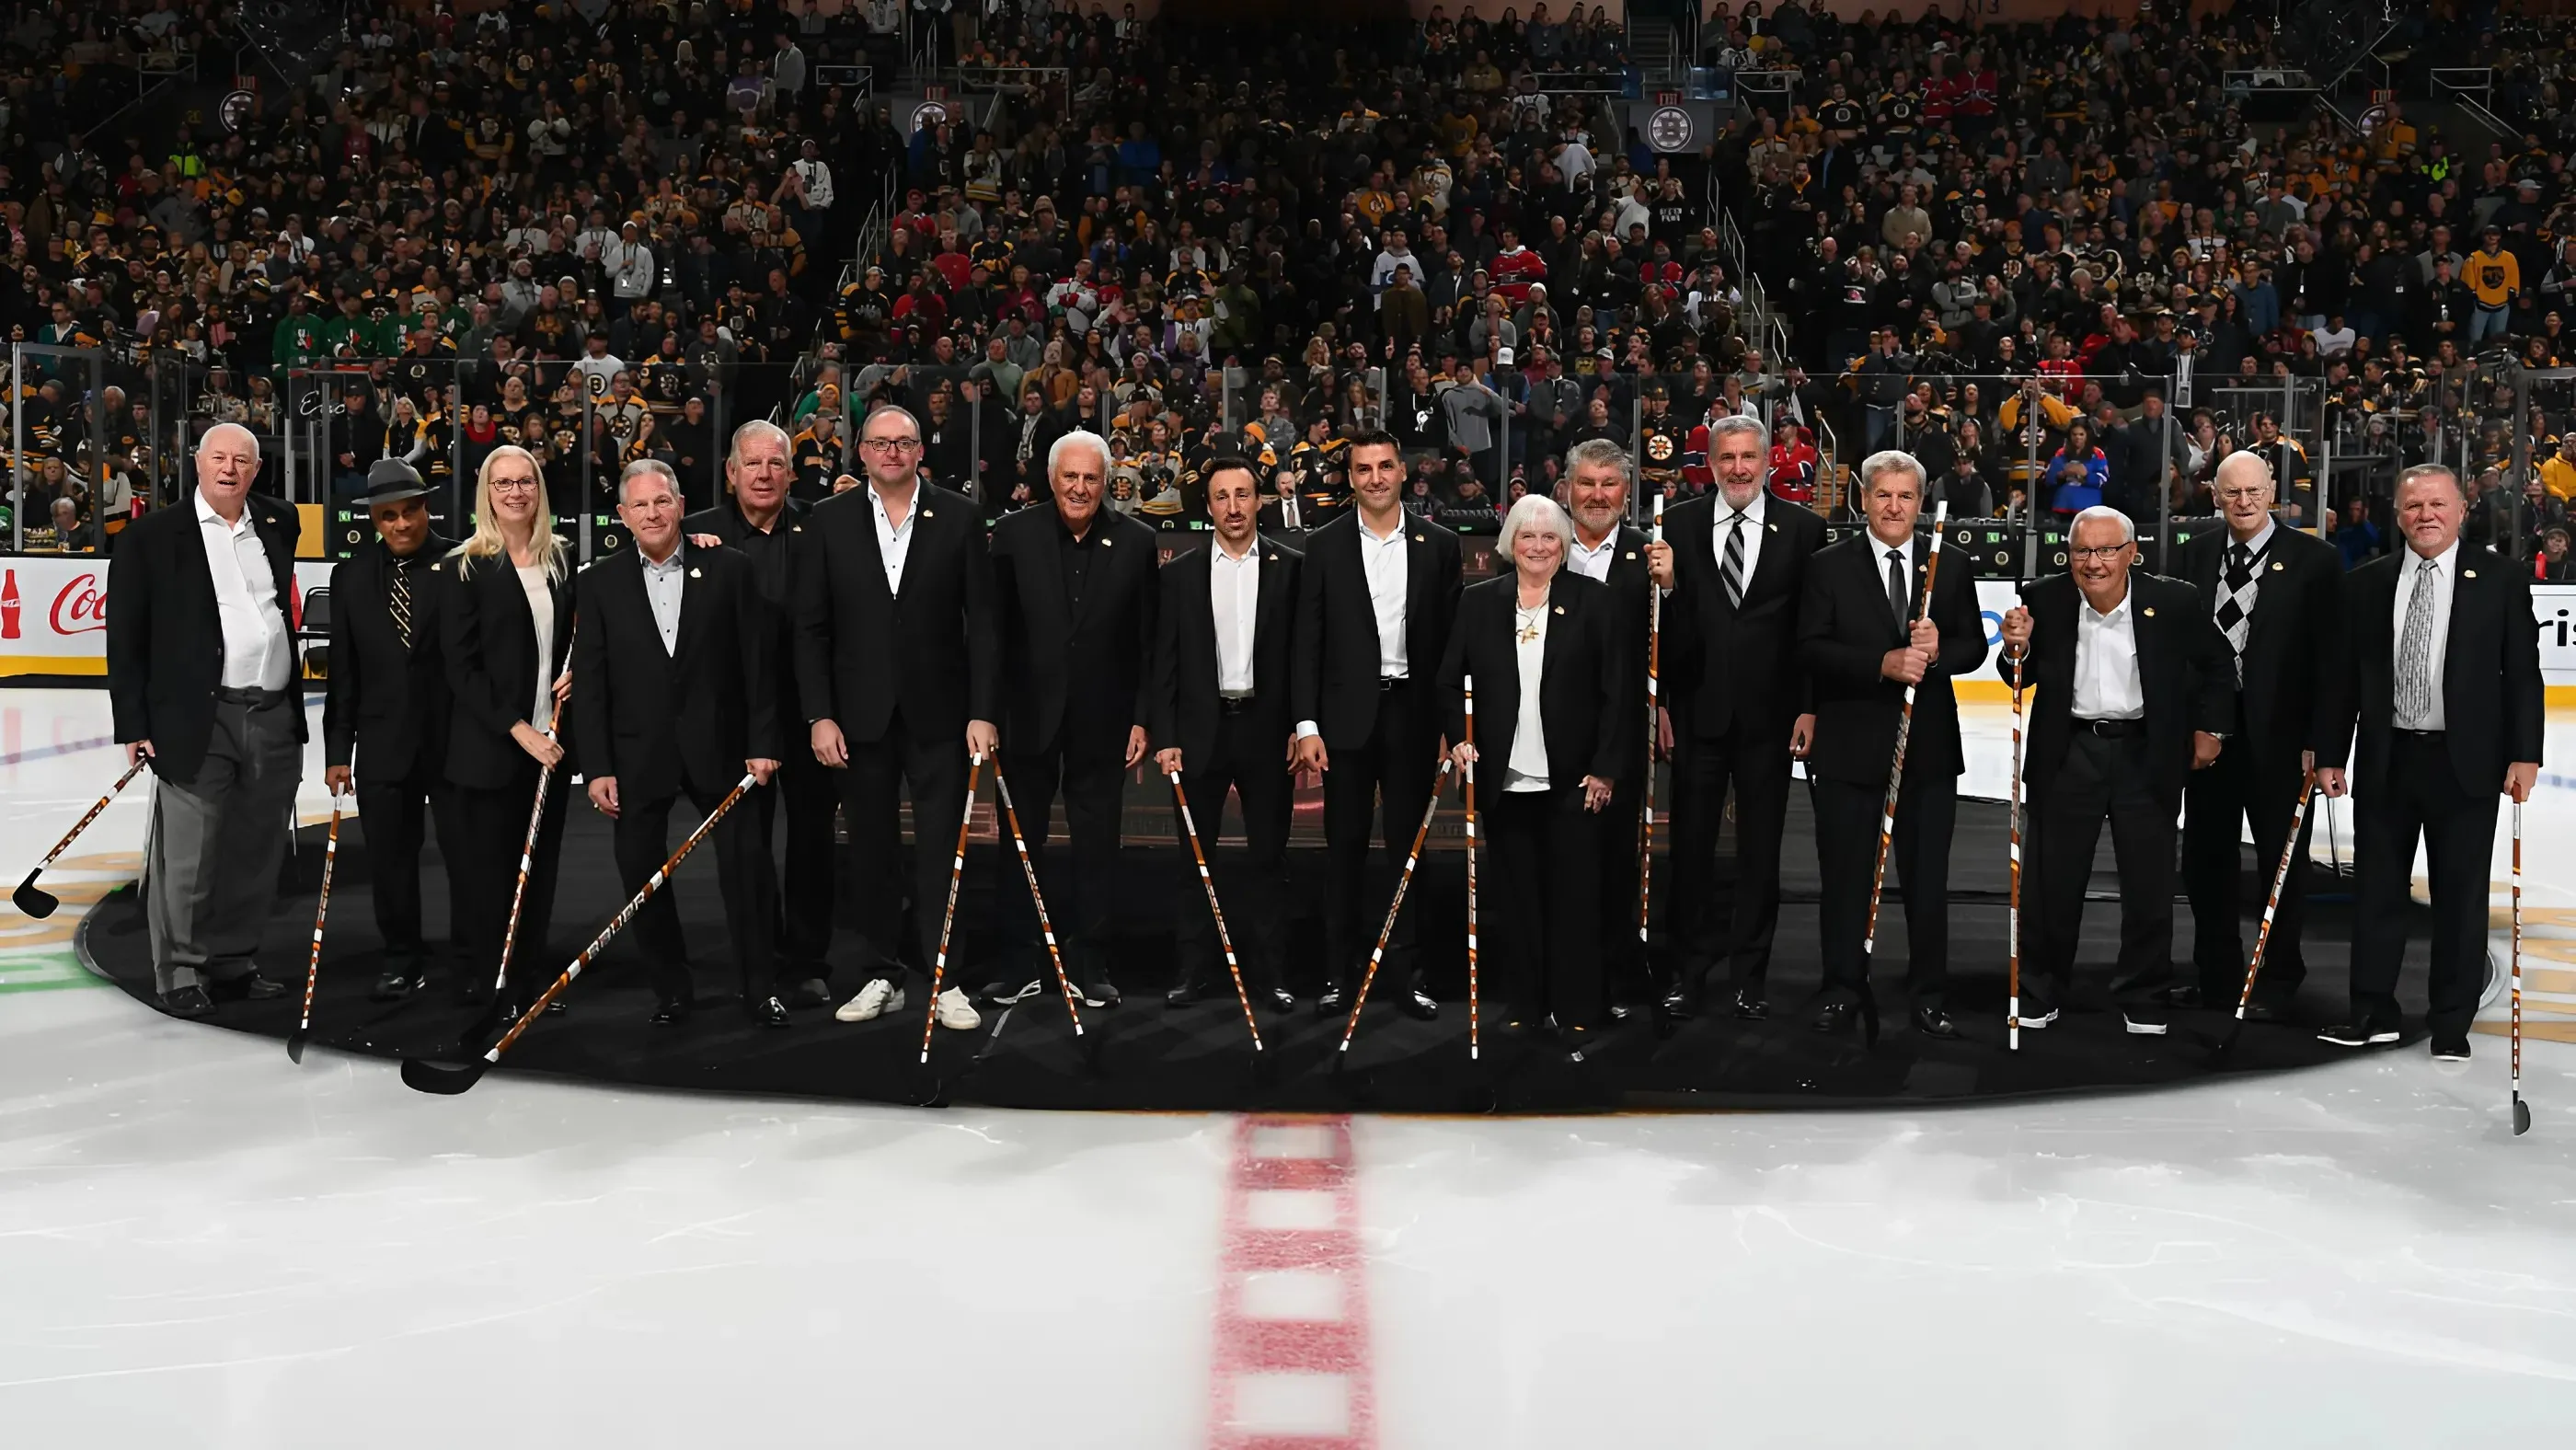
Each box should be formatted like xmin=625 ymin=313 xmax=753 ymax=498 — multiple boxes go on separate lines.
xmin=1767 ymin=422 xmax=1819 ymax=503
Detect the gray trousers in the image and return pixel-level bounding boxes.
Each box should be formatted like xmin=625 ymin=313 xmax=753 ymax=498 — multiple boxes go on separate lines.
xmin=147 ymin=695 xmax=303 ymax=994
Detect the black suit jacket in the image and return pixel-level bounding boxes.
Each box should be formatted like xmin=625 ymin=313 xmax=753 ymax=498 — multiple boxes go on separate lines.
xmin=323 ymin=533 xmax=457 ymax=782
xmin=684 ymin=495 xmax=813 ymax=720
xmin=570 ymin=543 xmax=778 ymax=802
xmin=2017 ymin=570 xmax=2237 ymax=810
xmin=2322 ymin=544 xmax=2545 ymax=797
xmin=1661 ymin=489 xmax=1828 ymax=737
xmin=2174 ymin=523 xmax=2349 ymax=763
xmin=1798 ymin=530 xmax=1989 ymax=786
xmin=989 ymin=503 xmax=1159 ymax=754
xmin=1439 ymin=571 xmax=1628 ymax=787
xmin=1151 ymin=539 xmax=1303 ymax=766
xmin=439 ymin=547 xmax=577 ymax=791
xmin=1581 ymin=524 xmax=1656 ymax=711
xmin=106 ymin=491 xmax=307 ymax=785
xmin=794 ymin=482 xmax=1000 ymax=743
xmin=1290 ymin=512 xmax=1464 ymax=746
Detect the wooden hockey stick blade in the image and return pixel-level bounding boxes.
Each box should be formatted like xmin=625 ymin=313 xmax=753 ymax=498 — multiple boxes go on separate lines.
xmin=399 ymin=1053 xmax=492 ymax=1095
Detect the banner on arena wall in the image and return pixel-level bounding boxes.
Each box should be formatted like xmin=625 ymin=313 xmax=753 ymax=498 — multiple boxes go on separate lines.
xmin=0 ymin=557 xmax=336 ymax=677
xmin=1962 ymin=581 xmax=2576 ymax=696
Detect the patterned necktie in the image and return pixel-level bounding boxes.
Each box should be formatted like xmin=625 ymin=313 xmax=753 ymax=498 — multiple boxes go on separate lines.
xmin=2396 ymin=557 xmax=2438 ymax=725
xmin=1885 ymin=547 xmax=1910 ymax=631
xmin=388 ymin=556 xmax=415 ymax=653
xmin=2214 ymin=541 xmax=2258 ymax=685
xmin=1719 ymin=512 xmax=1748 ymax=607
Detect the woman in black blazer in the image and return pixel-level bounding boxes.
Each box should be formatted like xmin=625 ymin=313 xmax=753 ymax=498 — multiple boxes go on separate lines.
xmin=440 ymin=444 xmax=576 ymax=1009
xmin=1439 ymin=495 xmax=1627 ymax=1047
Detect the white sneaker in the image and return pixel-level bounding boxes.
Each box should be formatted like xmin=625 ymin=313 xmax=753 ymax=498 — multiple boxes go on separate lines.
xmin=936 ymin=987 xmax=982 ymax=1030
xmin=834 ymin=979 xmax=904 ymax=1023
xmin=2018 ymin=1007 xmax=2059 ymax=1030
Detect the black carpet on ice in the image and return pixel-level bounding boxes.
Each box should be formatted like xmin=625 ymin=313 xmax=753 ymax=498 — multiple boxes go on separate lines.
xmin=77 ymin=783 xmax=2423 ymax=1113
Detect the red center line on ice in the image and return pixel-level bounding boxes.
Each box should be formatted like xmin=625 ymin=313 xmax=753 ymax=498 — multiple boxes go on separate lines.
xmin=1206 ymin=1114 xmax=1378 ymax=1450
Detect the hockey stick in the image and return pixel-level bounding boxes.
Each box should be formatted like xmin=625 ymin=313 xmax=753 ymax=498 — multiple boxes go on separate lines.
xmin=286 ymin=772 xmax=351 ymax=1064
xmin=15 ymin=754 xmax=154 ymax=918
xmin=915 ymin=755 xmax=985 ymax=1064
xmin=993 ymin=764 xmax=1086 ymax=1037
xmin=1857 ymin=501 xmax=1949 ymax=1047
xmin=2213 ymin=768 xmax=2316 ymax=1064
xmin=2513 ymin=800 xmax=2530 ymax=1135
xmin=1464 ymin=674 xmax=1481 ymax=1062
xmin=1337 ymin=755 xmax=1455 ymax=1053
xmin=1170 ymin=772 xmax=1263 ymax=1053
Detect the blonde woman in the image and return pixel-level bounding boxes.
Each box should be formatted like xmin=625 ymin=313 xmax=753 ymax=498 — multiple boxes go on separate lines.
xmin=440 ymin=444 xmax=576 ymax=1011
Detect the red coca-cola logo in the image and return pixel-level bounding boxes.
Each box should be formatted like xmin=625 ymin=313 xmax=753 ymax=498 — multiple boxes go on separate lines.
xmin=51 ymin=574 xmax=107 ymax=637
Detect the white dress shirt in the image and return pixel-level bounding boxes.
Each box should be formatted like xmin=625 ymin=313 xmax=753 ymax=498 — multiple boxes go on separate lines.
xmin=195 ymin=489 xmax=293 ymax=692
xmin=2071 ymin=586 xmax=2145 ymax=720
xmin=519 ymin=562 xmax=557 ymax=727
xmin=1567 ymin=527 xmax=1621 ymax=583
xmin=1872 ymin=531 xmax=1919 ymax=627
xmin=2392 ymin=538 xmax=2458 ymax=731
xmin=1505 ymin=594 xmax=1552 ymax=792
xmin=872 ymin=484 xmax=919 ymax=594
xmin=1711 ymin=488 xmax=1768 ymax=591
xmin=640 ymin=546 xmax=685 ymax=656
xmin=1358 ymin=513 xmax=1410 ymax=677
xmin=1209 ymin=540 xmax=1259 ymax=696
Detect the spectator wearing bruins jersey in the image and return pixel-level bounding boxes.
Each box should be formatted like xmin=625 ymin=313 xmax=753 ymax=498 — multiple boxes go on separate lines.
xmin=1124 ymin=420 xmax=1194 ymax=522
xmin=1635 ymin=382 xmax=1687 ymax=489
xmin=789 ymin=411 xmax=847 ymax=504
xmin=834 ymin=266 xmax=894 ymax=352
xmin=2467 ymin=225 xmax=2522 ymax=348
xmin=595 ymin=374 xmax=649 ymax=450
xmin=1818 ymin=87 xmax=1864 ymax=140
xmin=1994 ymin=382 xmax=2076 ymax=490
xmin=638 ymin=340 xmax=697 ymax=419
xmin=1874 ymin=78 xmax=1922 ymax=156
xmin=1285 ymin=420 xmax=1351 ymax=523
xmin=389 ymin=328 xmax=460 ymax=415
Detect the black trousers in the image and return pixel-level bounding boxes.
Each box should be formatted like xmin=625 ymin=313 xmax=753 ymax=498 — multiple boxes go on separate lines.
xmin=1667 ymin=717 xmax=1793 ymax=990
xmin=2026 ymin=730 xmax=2175 ymax=1007
xmin=1321 ymin=677 xmax=1443 ymax=995
xmin=1487 ymin=785 xmax=1604 ymax=1027
xmin=1811 ymin=770 xmax=1957 ymax=1009
xmin=2352 ymin=733 xmax=2498 ymax=1040
xmin=2182 ymin=734 xmax=2316 ymax=999
xmin=1172 ymin=708 xmax=1294 ymax=995
xmin=454 ymin=761 xmax=570 ymax=997
xmin=613 ymin=775 xmax=781 ymax=1005
xmin=762 ymin=746 xmax=838 ymax=981
xmin=833 ymin=715 xmax=968 ymax=987
xmin=354 ymin=765 xmax=472 ymax=975
xmin=999 ymin=722 xmax=1127 ymax=984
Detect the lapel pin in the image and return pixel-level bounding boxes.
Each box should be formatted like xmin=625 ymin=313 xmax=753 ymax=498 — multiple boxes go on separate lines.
xmin=1268 ymin=552 xmax=1278 ymax=561
xmin=1625 ymin=550 xmax=1638 ymax=559
xmin=923 ymin=508 xmax=935 ymax=519
xmin=1102 ymin=536 xmax=1113 ymax=547
xmin=793 ymin=524 xmax=804 ymax=533
xmin=1554 ymin=604 xmax=1566 ymax=615
xmin=689 ymin=567 xmax=701 ymax=578
xmin=2464 ymin=569 xmax=2478 ymax=579
xmin=2144 ymin=606 xmax=2156 ymax=617
xmin=2270 ymin=560 xmax=2283 ymax=571
xmin=1414 ymin=534 xmax=1425 ymax=542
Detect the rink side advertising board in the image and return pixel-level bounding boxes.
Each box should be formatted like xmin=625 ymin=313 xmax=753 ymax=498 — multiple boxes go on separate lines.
xmin=0 ymin=558 xmax=337 ymax=677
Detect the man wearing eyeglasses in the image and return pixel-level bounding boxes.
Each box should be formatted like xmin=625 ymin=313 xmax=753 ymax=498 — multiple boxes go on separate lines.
xmin=2167 ymin=453 xmax=2346 ymax=1026
xmin=796 ymin=404 xmax=1001 ymax=1035
xmin=1999 ymin=505 xmax=2236 ymax=1037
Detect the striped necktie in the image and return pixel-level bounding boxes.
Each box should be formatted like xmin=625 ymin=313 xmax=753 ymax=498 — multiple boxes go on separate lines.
xmin=388 ymin=556 xmax=415 ymax=653
xmin=1719 ymin=512 xmax=1748 ymax=607
xmin=2396 ymin=557 xmax=2438 ymax=725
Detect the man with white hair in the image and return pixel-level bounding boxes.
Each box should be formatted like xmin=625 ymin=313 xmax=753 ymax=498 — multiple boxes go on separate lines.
xmin=979 ymin=429 xmax=1159 ymax=1008
xmin=106 ymin=423 xmax=305 ymax=1018
xmin=1999 ymin=504 xmax=2237 ymax=1036
xmin=1557 ymin=438 xmax=1656 ymax=1013
xmin=2168 ymin=452 xmax=2347 ymax=1024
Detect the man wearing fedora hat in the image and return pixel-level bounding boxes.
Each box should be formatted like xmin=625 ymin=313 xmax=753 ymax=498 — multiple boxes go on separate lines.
xmin=323 ymin=457 xmax=473 ymax=1001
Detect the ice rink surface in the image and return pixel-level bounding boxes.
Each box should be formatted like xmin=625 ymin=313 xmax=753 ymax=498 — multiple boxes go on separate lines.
xmin=6 ymin=686 xmax=2574 ymax=1448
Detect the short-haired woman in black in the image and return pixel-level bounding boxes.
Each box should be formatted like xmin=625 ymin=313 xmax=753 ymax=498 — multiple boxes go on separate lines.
xmin=1440 ymin=493 xmax=1627 ymax=1054
xmin=442 ymin=443 xmax=575 ymax=1016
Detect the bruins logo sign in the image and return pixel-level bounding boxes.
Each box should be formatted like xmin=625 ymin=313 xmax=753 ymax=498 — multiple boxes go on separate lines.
xmin=1646 ymin=432 xmax=1676 ymax=462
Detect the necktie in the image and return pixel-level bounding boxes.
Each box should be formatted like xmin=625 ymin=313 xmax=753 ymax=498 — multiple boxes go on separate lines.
xmin=1719 ymin=512 xmax=1747 ymax=607
xmin=2396 ymin=557 xmax=2438 ymax=724
xmin=388 ymin=557 xmax=414 ymax=653
xmin=1885 ymin=547 xmax=1910 ymax=631
xmin=2216 ymin=541 xmax=2256 ymax=684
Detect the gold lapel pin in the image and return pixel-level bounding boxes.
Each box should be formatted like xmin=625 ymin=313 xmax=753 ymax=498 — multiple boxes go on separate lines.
xmin=2465 ymin=569 xmax=2478 ymax=579
xmin=1102 ymin=537 xmax=1113 ymax=547
xmin=689 ymin=568 xmax=701 ymax=578
xmin=1267 ymin=553 xmax=1278 ymax=561
xmin=2270 ymin=560 xmax=2283 ymax=571
xmin=2144 ymin=606 xmax=2156 ymax=616
xmin=793 ymin=524 xmax=804 ymax=533
xmin=1554 ymin=604 xmax=1566 ymax=615
xmin=923 ymin=509 xmax=935 ymax=519
xmin=1414 ymin=534 xmax=1425 ymax=542
xmin=1625 ymin=550 xmax=1638 ymax=559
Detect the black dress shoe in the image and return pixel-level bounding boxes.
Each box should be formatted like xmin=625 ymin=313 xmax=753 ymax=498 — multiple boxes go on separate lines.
xmin=2155 ymin=984 xmax=2208 ymax=1008
xmin=370 ymin=967 xmax=425 ymax=1002
xmin=1260 ymin=985 xmax=1298 ymax=1014
xmin=789 ymin=977 xmax=834 ymax=1010
xmin=1082 ymin=976 xmax=1121 ymax=1008
xmin=1606 ymin=1002 xmax=1634 ymax=1022
xmin=2431 ymin=1035 xmax=2472 ymax=1062
xmin=1913 ymin=1005 xmax=1961 ymax=1040
xmin=2241 ymin=995 xmax=2294 ymax=1025
xmin=1731 ymin=988 xmax=1770 ymax=1022
xmin=454 ymin=975 xmax=495 ymax=1006
xmin=1809 ymin=1000 xmax=1858 ymax=1035
xmin=650 ymin=998 xmax=694 ymax=1027
xmin=210 ymin=972 xmax=286 ymax=1001
xmin=1164 ymin=978 xmax=1204 ymax=1008
xmin=1397 ymin=987 xmax=1439 ymax=1021
xmin=159 ymin=985 xmax=214 ymax=1018
xmin=745 ymin=995 xmax=790 ymax=1028
xmin=1658 ymin=985 xmax=1696 ymax=1019
xmin=1315 ymin=984 xmax=1346 ymax=1016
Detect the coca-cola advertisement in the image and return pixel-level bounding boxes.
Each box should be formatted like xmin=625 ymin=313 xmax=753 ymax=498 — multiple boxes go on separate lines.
xmin=0 ymin=558 xmax=338 ymax=675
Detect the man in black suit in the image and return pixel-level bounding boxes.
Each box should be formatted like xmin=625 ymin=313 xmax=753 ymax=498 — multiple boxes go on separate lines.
xmin=2315 ymin=463 xmax=2544 ymax=1059
xmin=1644 ymin=413 xmax=1827 ymax=1021
xmin=981 ymin=429 xmax=1158 ymax=1007
xmin=1557 ymin=437 xmax=1655 ymax=1013
xmin=2000 ymin=506 xmax=2237 ymax=1035
xmin=107 ymin=424 xmax=302 ymax=1017
xmin=684 ymin=420 xmax=835 ymax=1010
xmin=1153 ymin=455 xmax=1303 ymax=1013
xmin=1798 ymin=450 xmax=1988 ymax=1038
xmin=1292 ymin=429 xmax=1463 ymax=1018
xmin=797 ymin=403 xmax=1000 ymax=1035
xmin=323 ymin=459 xmax=470 ymax=1001
xmin=575 ymin=461 xmax=785 ymax=1025
xmin=2169 ymin=452 xmax=2348 ymax=1020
